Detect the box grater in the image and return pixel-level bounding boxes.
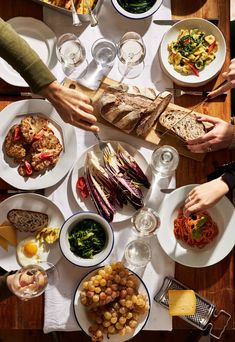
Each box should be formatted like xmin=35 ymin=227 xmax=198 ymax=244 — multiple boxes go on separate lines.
xmin=154 ymin=276 xmax=231 ymax=339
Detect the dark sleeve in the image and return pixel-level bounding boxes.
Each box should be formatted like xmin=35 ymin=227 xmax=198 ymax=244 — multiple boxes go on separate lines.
xmin=0 ymin=17 xmax=56 ymax=93
xmin=221 ymin=171 xmax=235 ymax=191
xmin=0 ymin=273 xmax=13 ymax=301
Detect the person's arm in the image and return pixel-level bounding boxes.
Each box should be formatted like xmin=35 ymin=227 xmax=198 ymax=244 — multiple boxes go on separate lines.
xmin=209 ymin=58 xmax=235 ymax=98
xmin=0 ymin=18 xmax=56 ymax=93
xmin=183 ymin=174 xmax=235 ymax=216
xmin=0 ymin=18 xmax=99 ymax=131
xmin=0 ymin=272 xmax=15 ymax=301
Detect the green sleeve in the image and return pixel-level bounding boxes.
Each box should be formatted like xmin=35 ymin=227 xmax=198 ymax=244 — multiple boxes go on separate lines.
xmin=0 ymin=18 xmax=56 ymax=93
xmin=0 ymin=273 xmax=13 ymax=301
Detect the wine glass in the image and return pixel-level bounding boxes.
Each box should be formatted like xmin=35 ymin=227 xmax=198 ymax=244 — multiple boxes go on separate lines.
xmin=151 ymin=145 xmax=179 ymax=178
xmin=56 ymin=33 xmax=87 ymax=79
xmin=11 ymin=262 xmax=57 ymax=301
xmin=117 ymin=31 xmax=146 ymax=79
xmin=131 ymin=207 xmax=161 ymax=237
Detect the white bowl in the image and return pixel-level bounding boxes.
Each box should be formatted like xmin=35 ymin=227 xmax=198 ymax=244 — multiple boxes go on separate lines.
xmin=111 ymin=0 xmax=163 ymax=20
xmin=59 ymin=212 xmax=114 ymax=267
xmin=159 ymin=18 xmax=226 ymax=87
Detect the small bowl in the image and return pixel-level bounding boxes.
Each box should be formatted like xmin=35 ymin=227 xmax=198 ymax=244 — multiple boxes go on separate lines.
xmin=59 ymin=212 xmax=114 ymax=267
xmin=159 ymin=18 xmax=226 ymax=87
xmin=111 ymin=0 xmax=163 ymax=20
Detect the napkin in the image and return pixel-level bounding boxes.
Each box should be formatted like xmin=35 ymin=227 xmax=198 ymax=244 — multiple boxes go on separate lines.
xmin=43 ymin=0 xmax=175 ymax=334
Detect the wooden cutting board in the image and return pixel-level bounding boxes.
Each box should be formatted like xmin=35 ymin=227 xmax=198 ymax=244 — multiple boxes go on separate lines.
xmin=64 ymin=77 xmax=206 ymax=161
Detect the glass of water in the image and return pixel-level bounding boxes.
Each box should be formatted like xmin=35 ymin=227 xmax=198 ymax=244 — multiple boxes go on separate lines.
xmin=124 ymin=239 xmax=151 ymax=269
xmin=151 ymin=145 xmax=179 ymax=178
xmin=91 ymin=38 xmax=117 ymax=67
xmin=56 ymin=33 xmax=87 ymax=79
xmin=117 ymin=31 xmax=146 ymax=79
xmin=131 ymin=207 xmax=161 ymax=237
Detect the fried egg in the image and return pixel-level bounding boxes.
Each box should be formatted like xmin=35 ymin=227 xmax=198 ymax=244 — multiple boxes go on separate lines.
xmin=16 ymin=236 xmax=49 ymax=267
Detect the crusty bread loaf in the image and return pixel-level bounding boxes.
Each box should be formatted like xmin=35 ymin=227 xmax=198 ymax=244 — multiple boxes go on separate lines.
xmin=7 ymin=209 xmax=49 ymax=233
xmin=159 ymin=109 xmax=206 ymax=141
xmin=99 ymin=84 xmax=172 ymax=134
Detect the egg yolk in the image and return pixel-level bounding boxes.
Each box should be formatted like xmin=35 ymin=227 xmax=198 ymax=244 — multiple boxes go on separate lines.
xmin=23 ymin=242 xmax=38 ymax=257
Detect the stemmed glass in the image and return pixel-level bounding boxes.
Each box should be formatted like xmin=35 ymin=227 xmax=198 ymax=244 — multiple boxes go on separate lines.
xmin=56 ymin=33 xmax=87 ymax=79
xmin=11 ymin=262 xmax=57 ymax=301
xmin=151 ymin=145 xmax=179 ymax=178
xmin=131 ymin=207 xmax=161 ymax=237
xmin=117 ymin=31 xmax=146 ymax=79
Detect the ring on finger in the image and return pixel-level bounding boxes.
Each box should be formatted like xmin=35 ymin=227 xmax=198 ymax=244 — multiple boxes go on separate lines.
xmin=207 ymin=145 xmax=212 ymax=153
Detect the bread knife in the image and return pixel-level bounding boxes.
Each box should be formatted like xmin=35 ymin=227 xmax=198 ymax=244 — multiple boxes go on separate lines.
xmin=153 ymin=18 xmax=219 ymax=26
xmin=159 ymin=79 xmax=228 ymax=140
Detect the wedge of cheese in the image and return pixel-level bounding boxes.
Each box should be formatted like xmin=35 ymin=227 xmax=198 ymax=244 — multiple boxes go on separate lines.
xmin=0 ymin=235 xmax=8 ymax=251
xmin=168 ymin=289 xmax=196 ymax=316
xmin=0 ymin=225 xmax=17 ymax=247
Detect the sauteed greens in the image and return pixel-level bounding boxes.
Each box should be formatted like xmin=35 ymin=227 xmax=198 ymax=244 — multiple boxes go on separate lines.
xmin=68 ymin=219 xmax=106 ymax=258
xmin=117 ymin=0 xmax=156 ymax=14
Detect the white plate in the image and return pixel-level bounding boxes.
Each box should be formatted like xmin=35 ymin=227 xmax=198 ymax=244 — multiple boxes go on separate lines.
xmin=157 ymin=184 xmax=235 ymax=267
xmin=0 ymin=193 xmax=65 ymax=271
xmin=73 ymin=267 xmax=150 ymax=342
xmin=0 ymin=99 xmax=77 ymax=190
xmin=0 ymin=17 xmax=57 ymax=87
xmin=71 ymin=141 xmax=152 ymax=223
xmin=159 ymin=18 xmax=226 ymax=87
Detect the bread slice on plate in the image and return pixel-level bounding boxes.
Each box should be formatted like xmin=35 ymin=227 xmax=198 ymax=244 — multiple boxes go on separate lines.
xmin=159 ymin=109 xmax=206 ymax=141
xmin=7 ymin=209 xmax=49 ymax=233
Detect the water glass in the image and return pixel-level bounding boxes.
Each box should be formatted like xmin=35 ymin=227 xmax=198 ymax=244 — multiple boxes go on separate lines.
xmin=124 ymin=239 xmax=151 ymax=269
xmin=56 ymin=33 xmax=87 ymax=79
xmin=117 ymin=31 xmax=146 ymax=79
xmin=131 ymin=207 xmax=161 ymax=237
xmin=91 ymin=38 xmax=117 ymax=67
xmin=151 ymin=145 xmax=179 ymax=178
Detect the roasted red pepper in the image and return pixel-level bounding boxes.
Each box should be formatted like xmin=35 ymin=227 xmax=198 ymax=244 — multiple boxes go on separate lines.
xmin=24 ymin=160 xmax=33 ymax=176
xmin=39 ymin=152 xmax=54 ymax=160
xmin=13 ymin=125 xmax=21 ymax=142
xmin=185 ymin=61 xmax=199 ymax=77
xmin=34 ymin=129 xmax=45 ymax=140
xmin=208 ymin=41 xmax=216 ymax=54
xmin=76 ymin=176 xmax=88 ymax=198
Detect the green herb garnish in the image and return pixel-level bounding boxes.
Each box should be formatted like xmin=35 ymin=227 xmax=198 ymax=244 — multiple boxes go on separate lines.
xmin=68 ymin=219 xmax=106 ymax=259
xmin=192 ymin=216 xmax=207 ymax=240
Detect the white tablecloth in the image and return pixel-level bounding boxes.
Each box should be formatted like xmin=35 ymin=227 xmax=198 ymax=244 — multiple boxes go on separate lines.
xmin=43 ymin=0 xmax=175 ymax=334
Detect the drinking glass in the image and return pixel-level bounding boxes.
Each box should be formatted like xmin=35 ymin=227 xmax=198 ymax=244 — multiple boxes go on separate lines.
xmin=151 ymin=145 xmax=179 ymax=178
xmin=11 ymin=262 xmax=57 ymax=301
xmin=124 ymin=239 xmax=151 ymax=269
xmin=56 ymin=33 xmax=87 ymax=79
xmin=131 ymin=207 xmax=161 ymax=237
xmin=91 ymin=38 xmax=117 ymax=67
xmin=117 ymin=31 xmax=146 ymax=79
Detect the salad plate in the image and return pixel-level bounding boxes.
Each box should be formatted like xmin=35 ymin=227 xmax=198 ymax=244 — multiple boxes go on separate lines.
xmin=157 ymin=184 xmax=235 ymax=267
xmin=0 ymin=193 xmax=65 ymax=271
xmin=0 ymin=17 xmax=57 ymax=87
xmin=71 ymin=141 xmax=152 ymax=223
xmin=0 ymin=99 xmax=77 ymax=190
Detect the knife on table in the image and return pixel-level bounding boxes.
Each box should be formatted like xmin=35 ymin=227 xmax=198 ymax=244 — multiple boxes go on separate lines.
xmin=0 ymin=91 xmax=44 ymax=98
xmin=153 ymin=18 xmax=219 ymax=26
xmin=159 ymin=79 xmax=228 ymax=140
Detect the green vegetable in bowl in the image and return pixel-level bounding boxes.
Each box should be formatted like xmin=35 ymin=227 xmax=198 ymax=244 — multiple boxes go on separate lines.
xmin=68 ymin=219 xmax=106 ymax=259
xmin=117 ymin=0 xmax=156 ymax=14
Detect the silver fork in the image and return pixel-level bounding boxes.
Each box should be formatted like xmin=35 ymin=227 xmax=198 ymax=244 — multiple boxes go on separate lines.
xmin=165 ymin=88 xmax=210 ymax=97
xmin=85 ymin=0 xmax=98 ymax=27
xmin=93 ymin=132 xmax=110 ymax=156
xmin=71 ymin=0 xmax=82 ymax=26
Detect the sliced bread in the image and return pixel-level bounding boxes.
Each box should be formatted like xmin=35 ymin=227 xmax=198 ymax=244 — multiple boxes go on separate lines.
xmin=7 ymin=209 xmax=49 ymax=233
xmin=159 ymin=109 xmax=206 ymax=141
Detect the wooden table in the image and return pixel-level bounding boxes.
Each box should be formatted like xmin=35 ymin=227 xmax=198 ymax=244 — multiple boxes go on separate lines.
xmin=0 ymin=0 xmax=234 ymax=340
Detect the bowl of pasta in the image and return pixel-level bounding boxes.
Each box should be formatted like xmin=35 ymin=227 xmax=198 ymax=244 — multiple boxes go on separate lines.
xmin=159 ymin=18 xmax=226 ymax=87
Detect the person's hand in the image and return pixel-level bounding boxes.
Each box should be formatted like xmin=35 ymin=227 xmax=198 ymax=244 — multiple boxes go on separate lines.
xmin=38 ymin=81 xmax=99 ymax=132
xmin=187 ymin=115 xmax=235 ymax=153
xmin=209 ymin=58 xmax=235 ymax=98
xmin=183 ymin=178 xmax=229 ymax=216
